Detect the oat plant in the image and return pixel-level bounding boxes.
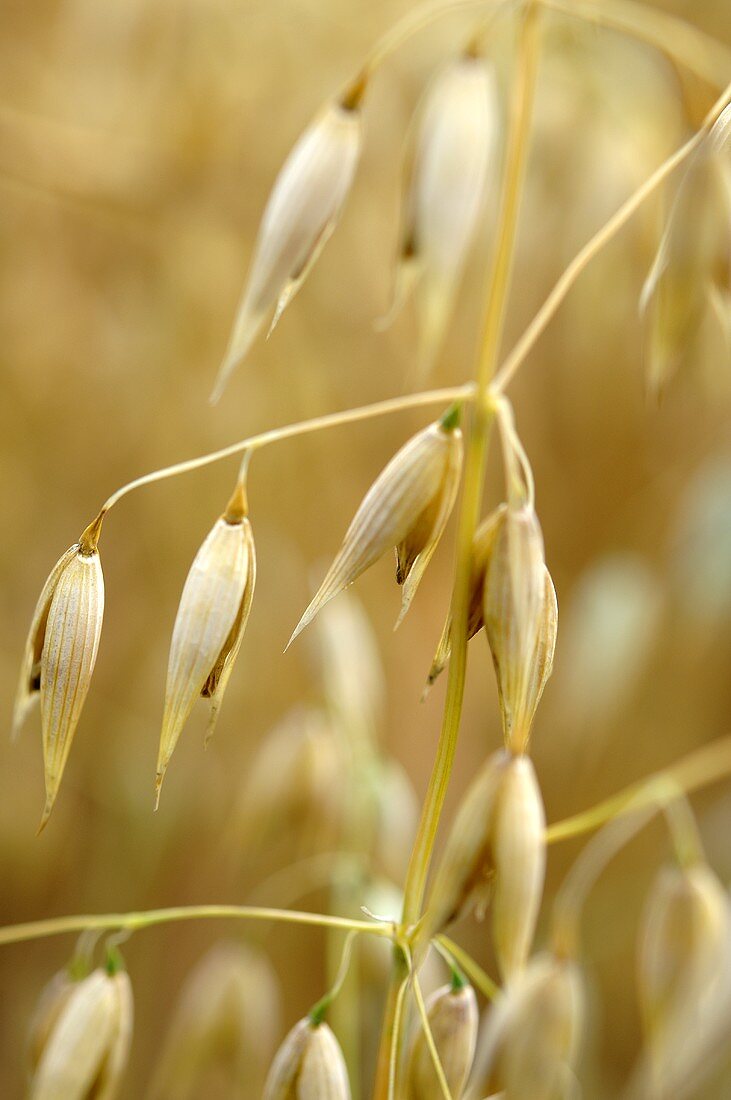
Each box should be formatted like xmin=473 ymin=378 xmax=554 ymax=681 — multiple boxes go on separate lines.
xmin=5 ymin=1 xmax=731 ymax=1098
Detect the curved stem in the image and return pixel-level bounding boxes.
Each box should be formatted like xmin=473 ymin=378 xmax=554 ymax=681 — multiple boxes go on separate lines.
xmin=83 ymin=385 xmax=474 ymax=535
xmin=435 ymin=936 xmax=499 ymax=1001
xmin=541 ymin=0 xmax=731 ymax=90
xmin=493 ymin=77 xmax=731 ymax=394
xmin=545 ymin=735 xmax=731 ymax=845
xmin=0 ymin=904 xmax=391 ymax=949
xmin=413 ymin=974 xmax=453 ymax=1100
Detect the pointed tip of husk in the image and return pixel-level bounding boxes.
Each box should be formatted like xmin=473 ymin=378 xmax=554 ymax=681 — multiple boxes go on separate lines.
xmin=37 ymin=796 xmax=55 ymax=835
xmin=154 ymin=772 xmax=164 ymax=811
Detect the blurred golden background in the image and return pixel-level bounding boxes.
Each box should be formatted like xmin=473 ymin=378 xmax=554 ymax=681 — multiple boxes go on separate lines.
xmin=1 ymin=0 xmax=730 ymax=1096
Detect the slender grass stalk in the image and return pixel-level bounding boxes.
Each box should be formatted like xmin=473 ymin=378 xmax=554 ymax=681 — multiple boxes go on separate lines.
xmin=545 ymin=735 xmax=731 ymax=844
xmin=0 ymin=905 xmax=391 ymax=949
xmin=412 ymin=975 xmax=453 ymax=1100
xmin=372 ymin=7 xmax=543 ymax=1096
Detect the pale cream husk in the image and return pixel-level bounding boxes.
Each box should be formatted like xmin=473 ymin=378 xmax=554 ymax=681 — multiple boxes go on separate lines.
xmin=15 ymin=544 xmax=105 ymax=830
xmin=157 ymin=512 xmax=255 ymax=799
xmin=263 ymin=1019 xmax=351 ymax=1100
xmin=491 ymin=754 xmax=546 ymax=980
xmin=472 ymin=953 xmax=584 ymax=1100
xmin=483 ymin=504 xmax=557 ymax=752
xmin=637 ymin=862 xmax=731 ymax=1058
xmin=289 ymin=419 xmax=462 ymax=645
xmin=29 ymin=968 xmax=133 ymax=1100
xmin=389 ymin=54 xmax=500 ymax=373
xmin=407 ymin=982 xmax=478 ymax=1099
xmin=213 ymin=100 xmax=362 ymax=400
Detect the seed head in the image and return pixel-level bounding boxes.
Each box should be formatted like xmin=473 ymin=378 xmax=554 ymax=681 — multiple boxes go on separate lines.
xmin=640 ymin=127 xmax=731 ymax=399
xmin=156 ymin=480 xmax=256 ymax=804
xmin=385 ymin=51 xmax=500 ymax=374
xmin=637 ymin=862 xmax=731 ymax=1060
xmin=289 ymin=411 xmax=463 ymax=646
xmin=424 ymin=751 xmax=545 ymax=977
xmin=473 ymin=952 xmax=584 ymax=1100
xmin=407 ymin=979 xmax=478 ymax=1099
xmin=150 ymin=941 xmax=280 ymax=1099
xmin=212 ymin=80 xmax=365 ymax=401
xmin=483 ymin=502 xmax=557 ymax=753
xmin=263 ymin=1018 xmax=351 ymax=1099
xmin=14 ymin=516 xmax=105 ymax=831
xmin=29 ymin=966 xmax=133 ymax=1100
xmin=491 ymin=753 xmax=546 ymax=980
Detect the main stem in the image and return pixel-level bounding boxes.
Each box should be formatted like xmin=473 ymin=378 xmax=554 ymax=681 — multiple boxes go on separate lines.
xmin=371 ymin=7 xmax=542 ymax=1096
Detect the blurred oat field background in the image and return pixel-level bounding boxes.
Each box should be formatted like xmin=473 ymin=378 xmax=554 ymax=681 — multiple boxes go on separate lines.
xmin=1 ymin=0 xmax=731 ymax=1096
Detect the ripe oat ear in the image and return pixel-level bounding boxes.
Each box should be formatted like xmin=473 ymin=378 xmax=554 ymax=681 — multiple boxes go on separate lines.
xmin=263 ymin=1018 xmax=351 ymax=1100
xmin=211 ymin=96 xmax=364 ymax=402
xmin=406 ymin=981 xmax=478 ymax=1099
xmin=156 ymin=479 xmax=256 ymax=805
xmin=288 ymin=416 xmax=463 ymax=647
xmin=384 ymin=52 xmax=500 ymax=373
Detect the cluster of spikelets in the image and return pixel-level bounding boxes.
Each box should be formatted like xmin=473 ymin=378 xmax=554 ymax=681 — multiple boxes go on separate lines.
xmin=12 ymin=6 xmax=731 ymax=1098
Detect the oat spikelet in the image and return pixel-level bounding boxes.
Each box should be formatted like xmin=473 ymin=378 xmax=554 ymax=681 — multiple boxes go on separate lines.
xmin=385 ymin=49 xmax=500 ymax=375
xmin=156 ymin=481 xmax=256 ymax=804
xmin=289 ymin=410 xmax=462 ymax=646
xmin=424 ymin=750 xmax=508 ymax=936
xmin=473 ymin=952 xmax=584 ymax=1100
xmin=212 ymin=78 xmax=365 ymax=402
xmin=407 ymin=978 xmax=478 ymax=1099
xmin=29 ymin=967 xmax=133 ymax=1100
xmin=150 ymin=941 xmax=280 ymax=1099
xmin=640 ymin=118 xmax=731 ymax=399
xmin=637 ymin=862 xmax=731 ymax=1069
xmin=263 ymin=1018 xmax=351 ymax=1099
xmin=14 ymin=517 xmax=106 ymax=831
xmin=491 ymin=753 xmax=546 ymax=980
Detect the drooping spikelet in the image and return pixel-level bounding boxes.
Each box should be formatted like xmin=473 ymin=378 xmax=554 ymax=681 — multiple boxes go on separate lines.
xmin=385 ymin=47 xmax=500 ymax=374
xmin=212 ymin=74 xmax=366 ymax=401
xmin=640 ymin=103 xmax=731 ymax=398
xmin=289 ymin=407 xmax=463 ymax=646
xmin=263 ymin=1018 xmax=351 ymax=1099
xmin=150 ymin=941 xmax=280 ymax=1099
xmin=29 ymin=965 xmax=133 ymax=1100
xmin=14 ymin=516 xmax=105 ymax=830
xmin=472 ymin=952 xmax=584 ymax=1100
xmin=406 ymin=977 xmax=478 ymax=1099
xmin=156 ymin=478 xmax=256 ymax=804
xmin=483 ymin=502 xmax=556 ymax=753
xmin=636 ymin=860 xmax=731 ymax=1086
xmin=424 ymin=750 xmax=545 ymax=979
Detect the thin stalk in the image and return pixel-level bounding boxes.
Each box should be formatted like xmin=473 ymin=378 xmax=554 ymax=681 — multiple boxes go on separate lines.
xmin=545 ymin=735 xmax=731 ymax=845
xmin=493 ymin=77 xmax=731 ymax=394
xmin=372 ymin=8 xmax=543 ymax=1097
xmin=541 ymin=0 xmax=731 ymax=90
xmin=74 ymin=386 xmax=474 ymax=550
xmin=402 ymin=0 xmax=542 ymax=932
xmin=374 ymin=946 xmax=411 ymax=1100
xmin=413 ymin=974 xmax=453 ymax=1100
xmin=0 ymin=904 xmax=391 ymax=949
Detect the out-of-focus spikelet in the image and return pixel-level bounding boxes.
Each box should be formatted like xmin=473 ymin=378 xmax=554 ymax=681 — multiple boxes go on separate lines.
xmin=472 ymin=952 xmax=584 ymax=1100
xmin=14 ymin=520 xmax=105 ymax=830
xmin=385 ymin=49 xmax=500 ymax=375
xmin=212 ymin=77 xmax=366 ymax=401
xmin=640 ymin=106 xmax=731 ymax=399
xmin=29 ymin=967 xmax=133 ymax=1100
xmin=289 ymin=410 xmax=462 ymax=645
xmin=150 ymin=941 xmax=280 ymax=1099
xmin=263 ymin=1018 xmax=351 ymax=1099
xmin=637 ymin=861 xmax=731 ymax=1079
xmin=156 ymin=482 xmax=256 ymax=803
xmin=407 ymin=979 xmax=478 ymax=1099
